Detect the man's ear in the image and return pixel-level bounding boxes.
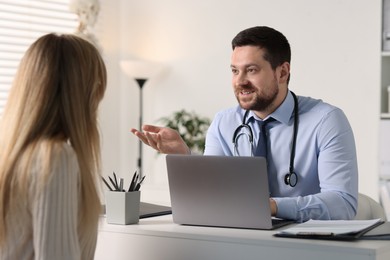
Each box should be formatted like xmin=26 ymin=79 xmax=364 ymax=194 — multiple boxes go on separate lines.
xmin=278 ymin=62 xmax=290 ymax=84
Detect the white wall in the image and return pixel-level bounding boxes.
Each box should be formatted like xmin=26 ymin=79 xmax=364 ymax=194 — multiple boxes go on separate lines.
xmin=97 ymin=0 xmax=382 ymax=204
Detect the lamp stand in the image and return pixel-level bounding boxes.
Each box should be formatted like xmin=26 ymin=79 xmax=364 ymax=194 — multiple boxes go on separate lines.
xmin=135 ymin=78 xmax=147 ymax=178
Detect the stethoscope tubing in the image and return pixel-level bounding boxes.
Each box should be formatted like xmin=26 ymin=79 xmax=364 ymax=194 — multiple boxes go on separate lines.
xmin=232 ymin=91 xmax=299 ymax=187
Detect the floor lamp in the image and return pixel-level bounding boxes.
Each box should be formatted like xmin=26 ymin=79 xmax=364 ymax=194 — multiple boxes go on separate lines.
xmin=120 ymin=60 xmax=163 ymax=178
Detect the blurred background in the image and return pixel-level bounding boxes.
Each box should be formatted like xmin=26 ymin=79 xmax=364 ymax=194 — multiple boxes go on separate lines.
xmin=1 ymin=0 xmax=386 ymax=211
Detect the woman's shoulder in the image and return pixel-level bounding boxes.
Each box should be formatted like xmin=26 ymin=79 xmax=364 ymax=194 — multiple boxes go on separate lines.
xmin=51 ymin=142 xmax=78 ymax=169
xmin=28 ymin=141 xmax=79 ymax=202
xmin=33 ymin=140 xmax=78 ymax=175
xmin=55 ymin=142 xmax=77 ymax=160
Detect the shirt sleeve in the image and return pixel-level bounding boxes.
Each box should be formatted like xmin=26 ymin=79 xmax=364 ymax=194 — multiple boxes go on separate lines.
xmin=204 ymin=109 xmax=238 ymax=156
xmin=32 ymin=144 xmax=81 ymax=259
xmin=273 ymin=109 xmax=358 ymax=222
xmin=204 ymin=112 xmax=227 ymax=155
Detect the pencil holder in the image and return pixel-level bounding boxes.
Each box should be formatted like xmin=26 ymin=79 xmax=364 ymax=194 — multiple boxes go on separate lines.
xmin=105 ymin=191 xmax=140 ymax=225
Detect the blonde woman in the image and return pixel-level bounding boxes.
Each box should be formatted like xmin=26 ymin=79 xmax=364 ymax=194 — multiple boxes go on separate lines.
xmin=0 ymin=33 xmax=106 ymax=259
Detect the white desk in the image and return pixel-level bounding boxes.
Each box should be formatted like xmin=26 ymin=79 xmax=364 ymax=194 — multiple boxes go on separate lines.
xmin=95 ymin=215 xmax=390 ymax=260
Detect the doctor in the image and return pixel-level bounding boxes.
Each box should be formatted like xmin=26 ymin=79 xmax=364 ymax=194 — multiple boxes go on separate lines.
xmin=131 ymin=26 xmax=358 ymax=222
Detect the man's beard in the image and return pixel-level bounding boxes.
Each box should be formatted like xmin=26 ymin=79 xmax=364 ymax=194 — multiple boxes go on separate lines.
xmin=237 ymin=85 xmax=279 ymax=112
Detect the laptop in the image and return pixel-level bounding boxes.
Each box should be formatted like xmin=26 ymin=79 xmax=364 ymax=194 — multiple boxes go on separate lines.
xmin=166 ymin=154 xmax=294 ymax=230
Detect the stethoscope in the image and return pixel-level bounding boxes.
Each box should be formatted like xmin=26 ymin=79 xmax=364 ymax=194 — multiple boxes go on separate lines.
xmin=232 ymin=91 xmax=299 ymax=187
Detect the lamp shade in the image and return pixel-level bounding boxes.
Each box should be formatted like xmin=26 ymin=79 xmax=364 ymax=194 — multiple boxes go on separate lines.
xmin=120 ymin=60 xmax=163 ymax=79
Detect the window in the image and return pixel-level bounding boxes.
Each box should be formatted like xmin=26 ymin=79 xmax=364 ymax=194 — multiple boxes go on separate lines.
xmin=0 ymin=0 xmax=78 ymax=115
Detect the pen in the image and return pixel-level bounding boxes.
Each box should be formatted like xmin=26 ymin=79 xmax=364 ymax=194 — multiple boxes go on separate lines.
xmin=128 ymin=171 xmax=138 ymax=192
xmin=113 ymin=172 xmax=119 ymax=189
xmin=135 ymin=176 xmax=146 ymax=191
xmin=108 ymin=176 xmax=118 ymax=191
xmin=101 ymin=176 xmax=113 ymax=191
xmin=119 ymin=178 xmax=123 ymax=191
xmin=105 ymin=170 xmax=145 ymax=192
xmin=296 ymin=232 xmax=334 ymax=236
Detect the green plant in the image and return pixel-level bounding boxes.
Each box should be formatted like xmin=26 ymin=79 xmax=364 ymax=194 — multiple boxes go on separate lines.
xmin=158 ymin=109 xmax=211 ymax=154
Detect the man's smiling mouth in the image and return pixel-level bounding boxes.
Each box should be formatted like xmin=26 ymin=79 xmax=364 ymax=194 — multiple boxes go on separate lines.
xmin=241 ymin=90 xmax=255 ymax=95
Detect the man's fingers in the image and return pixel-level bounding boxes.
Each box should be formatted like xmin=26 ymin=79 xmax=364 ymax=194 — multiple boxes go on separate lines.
xmin=144 ymin=131 xmax=159 ymax=150
xmin=131 ymin=126 xmax=164 ymax=152
xmin=130 ymin=128 xmax=138 ymax=135
xmin=132 ymin=129 xmax=150 ymax=145
xmin=142 ymin=124 xmax=162 ymax=133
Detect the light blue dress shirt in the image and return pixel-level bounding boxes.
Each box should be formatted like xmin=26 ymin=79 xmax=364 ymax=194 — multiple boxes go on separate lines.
xmin=204 ymin=91 xmax=358 ymax=222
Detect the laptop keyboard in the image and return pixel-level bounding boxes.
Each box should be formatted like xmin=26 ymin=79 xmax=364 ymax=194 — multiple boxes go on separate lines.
xmin=272 ymin=218 xmax=294 ymax=229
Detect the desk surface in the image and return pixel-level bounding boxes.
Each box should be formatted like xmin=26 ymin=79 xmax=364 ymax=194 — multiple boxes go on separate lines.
xmin=95 ymin=215 xmax=390 ymax=260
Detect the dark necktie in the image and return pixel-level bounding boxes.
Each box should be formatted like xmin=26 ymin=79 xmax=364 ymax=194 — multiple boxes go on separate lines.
xmin=254 ymin=119 xmax=273 ymax=157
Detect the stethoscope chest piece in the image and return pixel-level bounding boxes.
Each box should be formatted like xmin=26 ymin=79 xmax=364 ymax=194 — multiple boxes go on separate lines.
xmin=284 ymin=172 xmax=298 ymax=187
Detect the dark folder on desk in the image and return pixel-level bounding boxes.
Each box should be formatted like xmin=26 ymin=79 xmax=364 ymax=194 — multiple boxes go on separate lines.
xmin=102 ymin=202 xmax=171 ymax=219
xmin=274 ymin=219 xmax=385 ymax=241
xmin=166 ymin=155 xmax=294 ymax=230
xmin=361 ymin=221 xmax=390 ymax=240
xmin=139 ymin=202 xmax=172 ymax=219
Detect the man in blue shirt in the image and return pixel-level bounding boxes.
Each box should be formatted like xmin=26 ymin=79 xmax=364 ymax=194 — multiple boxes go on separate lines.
xmin=131 ymin=26 xmax=358 ymax=222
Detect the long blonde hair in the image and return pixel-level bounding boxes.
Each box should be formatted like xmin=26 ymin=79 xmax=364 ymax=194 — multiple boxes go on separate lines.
xmin=0 ymin=33 xmax=107 ymax=252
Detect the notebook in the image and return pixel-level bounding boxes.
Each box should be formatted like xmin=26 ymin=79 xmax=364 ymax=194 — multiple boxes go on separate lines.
xmin=166 ymin=154 xmax=294 ymax=230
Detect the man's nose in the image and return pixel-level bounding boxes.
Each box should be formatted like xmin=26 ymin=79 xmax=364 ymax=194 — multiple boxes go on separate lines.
xmin=236 ymin=73 xmax=249 ymax=86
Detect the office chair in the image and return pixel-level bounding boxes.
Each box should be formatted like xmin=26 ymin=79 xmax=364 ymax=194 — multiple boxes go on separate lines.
xmin=354 ymin=193 xmax=387 ymax=221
